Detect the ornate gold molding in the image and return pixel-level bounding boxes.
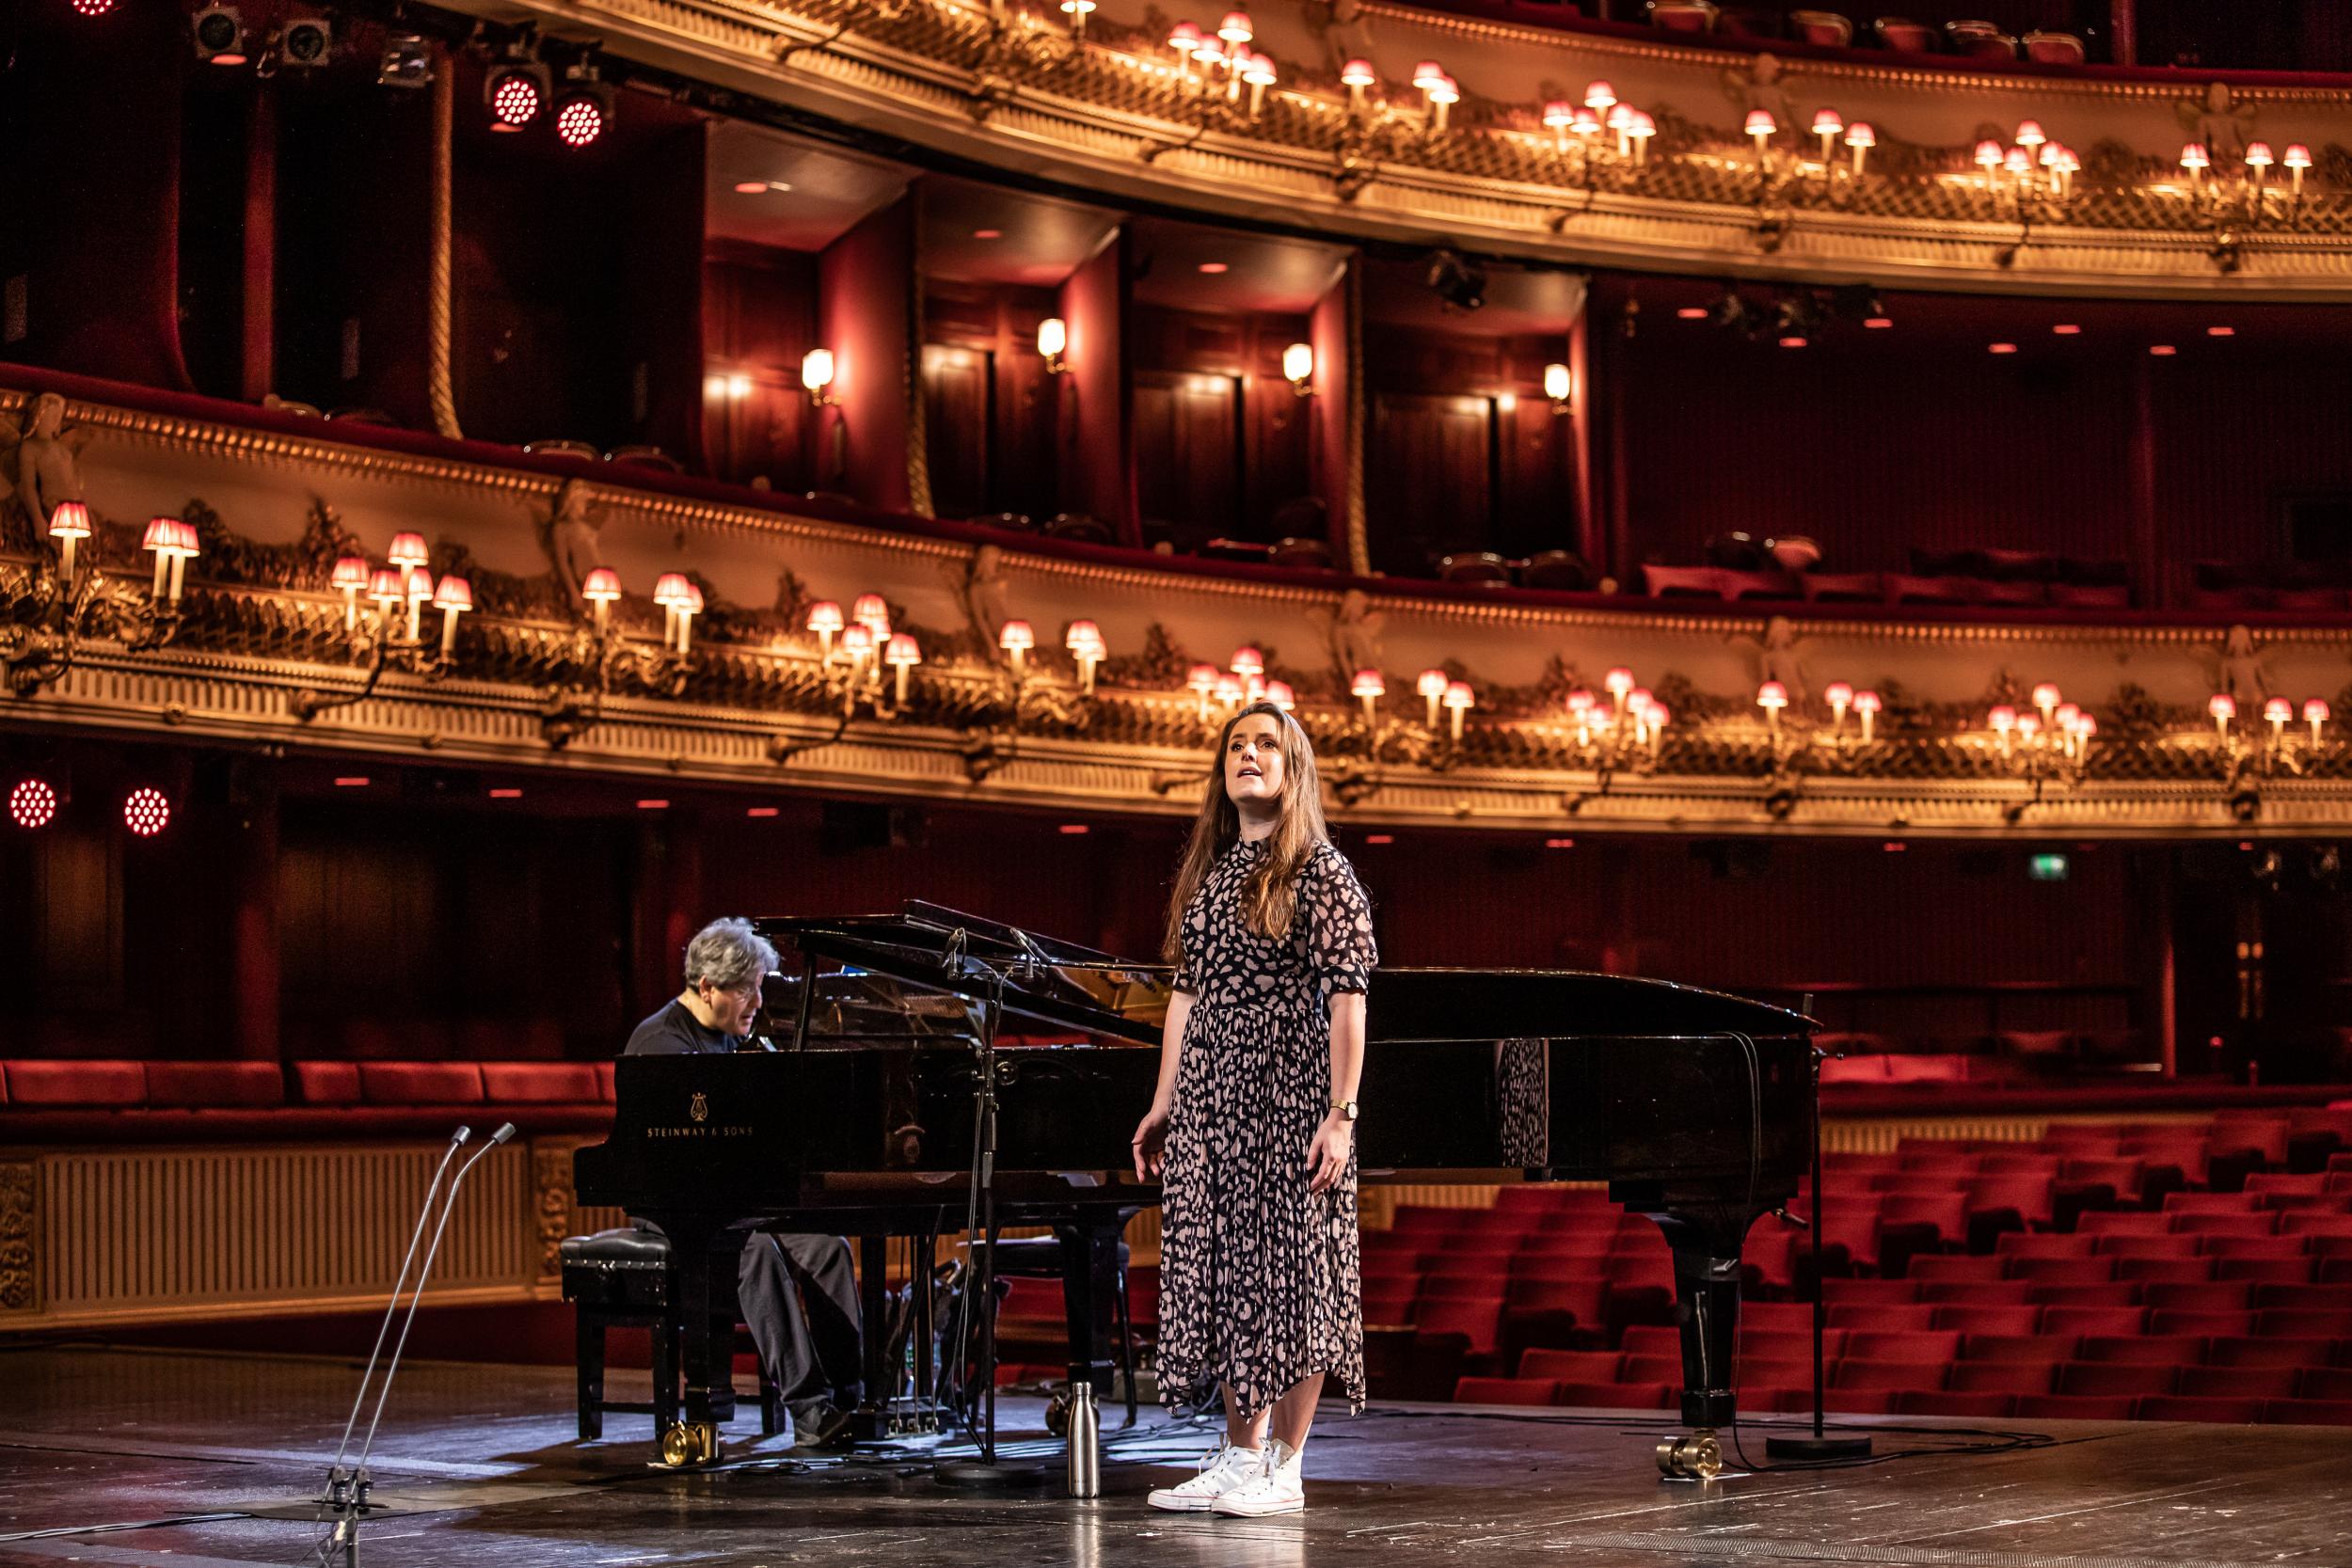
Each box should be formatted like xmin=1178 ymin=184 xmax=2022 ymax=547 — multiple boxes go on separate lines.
xmin=0 ymin=1162 xmax=36 ymax=1315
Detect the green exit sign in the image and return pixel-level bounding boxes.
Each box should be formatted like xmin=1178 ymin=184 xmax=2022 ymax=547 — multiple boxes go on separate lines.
xmin=2028 ymin=853 xmax=2070 ymax=881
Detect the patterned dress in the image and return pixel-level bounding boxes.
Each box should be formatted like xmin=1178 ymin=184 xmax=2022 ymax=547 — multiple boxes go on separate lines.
xmin=1156 ymin=835 xmax=1379 ymax=1417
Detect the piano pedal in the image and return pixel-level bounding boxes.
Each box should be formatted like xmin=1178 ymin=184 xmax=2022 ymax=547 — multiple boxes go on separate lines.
xmin=658 ymin=1420 xmax=720 ymax=1468
xmin=1655 ymin=1429 xmax=1724 ymax=1481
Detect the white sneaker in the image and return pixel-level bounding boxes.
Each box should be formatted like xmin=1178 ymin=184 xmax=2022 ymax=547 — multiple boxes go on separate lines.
xmin=1211 ymin=1438 xmax=1304 ymax=1516
xmin=1147 ymin=1441 xmax=1266 ymax=1512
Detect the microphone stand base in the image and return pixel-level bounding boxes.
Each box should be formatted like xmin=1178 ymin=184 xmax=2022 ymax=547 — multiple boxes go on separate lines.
xmin=1764 ymin=1432 xmax=1874 ymax=1461
xmin=933 ymin=1460 xmax=1052 ymax=1491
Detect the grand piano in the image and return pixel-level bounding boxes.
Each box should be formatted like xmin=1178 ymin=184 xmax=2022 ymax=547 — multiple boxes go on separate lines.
xmin=574 ymin=901 xmax=1817 ymax=1476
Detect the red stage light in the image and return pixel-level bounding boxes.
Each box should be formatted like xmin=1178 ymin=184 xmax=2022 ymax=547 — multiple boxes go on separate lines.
xmin=636 ymin=798 xmax=670 ymax=811
xmin=9 ymin=779 xmax=58 ymax=831
xmin=1544 ymin=836 xmax=1575 ymax=848
xmin=2052 ymin=324 xmax=2081 ymax=335
xmin=123 ymin=786 xmax=171 ymax=838
xmin=1676 ymin=307 xmax=1708 ymax=320
xmin=746 ymin=806 xmax=780 ymax=818
xmin=1988 ymin=341 xmax=2017 ymax=355
xmin=1364 ymin=833 xmax=1394 ymax=845
xmin=489 ymin=787 xmax=524 ymax=799
xmin=485 ymin=68 xmax=545 ymax=131
xmin=2149 ymin=344 xmax=2177 ymax=356
xmin=554 ymin=91 xmax=607 ymax=148
xmin=334 ymin=776 xmax=370 ymax=788
xmin=1059 ymin=823 xmax=1090 ymax=834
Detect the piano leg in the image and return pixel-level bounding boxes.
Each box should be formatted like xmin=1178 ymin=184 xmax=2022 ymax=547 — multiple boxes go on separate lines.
xmin=850 ymin=1235 xmax=893 ymax=1443
xmin=1620 ymin=1192 xmax=1754 ymax=1479
xmin=1053 ymin=1219 xmax=1122 ymax=1498
xmin=660 ymin=1220 xmax=740 ymax=1467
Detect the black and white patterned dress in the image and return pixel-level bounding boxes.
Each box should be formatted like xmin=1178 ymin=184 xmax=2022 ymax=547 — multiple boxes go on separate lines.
xmin=1156 ymin=835 xmax=1378 ymax=1417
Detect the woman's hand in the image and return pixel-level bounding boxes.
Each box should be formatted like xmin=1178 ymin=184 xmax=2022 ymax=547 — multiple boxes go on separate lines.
xmin=1132 ymin=1101 xmax=1171 ymax=1180
xmin=1305 ymin=1112 xmax=1355 ymax=1195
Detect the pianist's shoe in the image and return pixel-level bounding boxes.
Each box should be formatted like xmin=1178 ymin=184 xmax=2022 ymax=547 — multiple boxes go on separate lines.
xmin=1146 ymin=1441 xmax=1265 ymax=1512
xmin=1209 ymin=1438 xmax=1304 ymax=1516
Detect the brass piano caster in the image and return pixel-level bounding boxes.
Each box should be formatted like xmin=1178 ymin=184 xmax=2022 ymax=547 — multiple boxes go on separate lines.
xmin=660 ymin=1420 xmax=720 ymax=1468
xmin=1656 ymin=1429 xmax=1724 ymax=1481
xmin=1044 ymin=1386 xmax=1072 ymax=1438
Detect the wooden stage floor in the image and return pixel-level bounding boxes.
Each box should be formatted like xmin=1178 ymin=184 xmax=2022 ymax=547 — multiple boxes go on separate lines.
xmin=2 ymin=1347 xmax=2349 ymax=1568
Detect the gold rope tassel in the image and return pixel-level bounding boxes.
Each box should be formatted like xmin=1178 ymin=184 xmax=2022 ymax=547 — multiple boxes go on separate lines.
xmin=427 ymin=54 xmax=462 ymax=441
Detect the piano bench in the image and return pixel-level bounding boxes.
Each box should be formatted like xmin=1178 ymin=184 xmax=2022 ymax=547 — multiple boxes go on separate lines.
xmin=559 ymin=1227 xmax=782 ymax=1444
xmin=974 ymin=1234 xmax=1139 ymax=1429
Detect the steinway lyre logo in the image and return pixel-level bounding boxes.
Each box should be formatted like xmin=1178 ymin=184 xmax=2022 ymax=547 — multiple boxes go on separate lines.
xmin=689 ymin=1091 xmax=710 ymax=1124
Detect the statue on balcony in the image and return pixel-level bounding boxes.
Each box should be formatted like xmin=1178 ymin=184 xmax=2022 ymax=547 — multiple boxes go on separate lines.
xmin=1732 ymin=614 xmax=1814 ymax=714
xmin=2176 ymin=81 xmax=2259 ymax=166
xmin=2211 ymin=623 xmax=2272 ymax=705
xmin=538 ymin=479 xmax=606 ymax=613
xmin=1310 ymin=588 xmax=1385 ymax=698
xmin=946 ymin=543 xmax=1013 ymax=663
xmin=0 ymin=392 xmax=94 ymax=547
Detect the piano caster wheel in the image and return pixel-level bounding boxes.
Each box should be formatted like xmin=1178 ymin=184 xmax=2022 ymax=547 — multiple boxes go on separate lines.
xmin=1656 ymin=1430 xmax=1724 ymax=1481
xmin=660 ymin=1421 xmax=720 ymax=1468
xmin=1044 ymin=1387 xmax=1072 ymax=1439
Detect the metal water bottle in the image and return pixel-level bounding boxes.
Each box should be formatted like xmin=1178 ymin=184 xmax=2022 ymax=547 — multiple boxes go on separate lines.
xmin=1065 ymin=1379 xmax=1100 ymax=1497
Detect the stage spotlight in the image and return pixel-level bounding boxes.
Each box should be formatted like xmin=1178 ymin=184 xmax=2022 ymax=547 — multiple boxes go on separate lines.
xmin=193 ymin=5 xmax=249 ymax=66
xmin=1424 ymin=250 xmax=1486 ymax=313
xmin=70 ymin=0 xmax=119 ymax=17
xmin=123 ymin=785 xmax=171 ymax=838
xmin=377 ymin=32 xmax=434 ymax=88
xmin=553 ymin=63 xmax=613 ymax=149
xmin=279 ymin=15 xmax=332 ymax=68
xmin=485 ymin=56 xmax=550 ymax=132
xmin=8 ymin=778 xmax=59 ymax=832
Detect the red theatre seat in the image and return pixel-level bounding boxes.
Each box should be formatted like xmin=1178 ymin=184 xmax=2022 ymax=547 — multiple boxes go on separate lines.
xmin=1454 ymin=1376 xmax=1560 ymax=1406
xmin=358 ymin=1062 xmax=486 ymax=1105
xmin=2 ymin=1060 xmax=148 ymax=1106
xmin=143 ymin=1060 xmax=286 ymax=1108
xmin=1554 ymin=1380 xmax=1674 ymax=1410
xmin=480 ymin=1063 xmax=603 ymax=1103
xmin=2138 ymin=1395 xmax=2261 ymax=1423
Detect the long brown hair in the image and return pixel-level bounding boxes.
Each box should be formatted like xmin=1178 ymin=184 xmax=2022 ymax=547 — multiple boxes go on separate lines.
xmin=1161 ymin=701 xmax=1332 ymax=960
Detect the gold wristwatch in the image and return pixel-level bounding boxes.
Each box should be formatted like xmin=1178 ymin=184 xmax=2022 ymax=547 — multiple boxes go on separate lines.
xmin=1329 ymin=1100 xmax=1358 ymax=1121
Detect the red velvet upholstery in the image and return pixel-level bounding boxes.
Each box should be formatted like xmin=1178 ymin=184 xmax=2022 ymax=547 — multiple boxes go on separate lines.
xmin=294 ymin=1061 xmax=364 ymax=1105
xmin=595 ymin=1060 xmax=618 ymax=1101
xmin=3 ymin=1059 xmax=148 ymax=1107
xmin=481 ymin=1063 xmax=601 ymax=1103
xmin=145 ymin=1060 xmax=285 ymax=1108
xmin=360 ymin=1062 xmax=485 ymax=1105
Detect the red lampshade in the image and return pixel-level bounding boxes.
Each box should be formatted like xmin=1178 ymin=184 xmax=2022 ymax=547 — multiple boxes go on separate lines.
xmin=1975 ymin=139 xmax=2004 ymax=168
xmin=1168 ymin=20 xmax=1200 ymax=49
xmin=1214 ymin=675 xmax=1243 ymax=704
xmin=2031 ymin=682 xmax=2061 ymax=708
xmin=1572 ymin=106 xmax=1600 ymax=135
xmin=1443 ymin=680 xmax=1473 ymax=708
xmin=804 ymin=600 xmax=843 ymax=632
xmin=2245 ymin=141 xmax=2275 ymax=168
xmin=142 ymin=516 xmax=177 ymax=553
xmin=1265 ymin=680 xmax=1295 ymax=709
xmin=1542 ymin=100 xmax=1575 ymax=128
xmin=1065 ymin=619 xmax=1102 ymax=651
xmin=387 ymin=531 xmax=429 ymax=568
xmin=1844 ymin=121 xmax=1876 ymax=149
xmin=680 ymin=583 xmax=705 ymax=615
xmin=2208 ymin=693 xmax=2236 ymax=721
xmin=2305 ymin=698 xmax=2330 ymax=722
xmin=432 ymin=575 xmax=473 ymax=612
xmin=367 ymin=568 xmax=403 ymax=603
xmin=1744 ymin=109 xmax=1776 ymax=136
xmin=47 ymin=500 xmax=92 ymax=540
xmin=1851 ymin=690 xmax=1882 ymax=714
xmin=2286 ymin=144 xmax=2313 ymax=170
xmin=1811 ymin=107 xmax=1843 ymax=136
xmin=1341 ymin=57 xmax=1375 ymax=87
xmin=1565 ymin=689 xmax=1595 ymax=714
xmin=1583 ymin=79 xmax=1615 ymax=108
xmin=583 ymin=568 xmax=624 ymax=603
xmin=330 ymin=555 xmax=371 ymax=592
xmin=999 ymin=620 xmax=1035 ymax=652
xmin=2265 ymin=697 xmax=2294 ymax=723
xmin=2179 ymin=142 xmax=2210 ymax=171
xmin=1989 ymin=705 xmax=2017 ymax=731
xmin=1825 ymin=681 xmax=1853 ymax=706
xmin=1411 ymin=60 xmax=1444 ymax=90
xmin=1756 ymin=681 xmax=1788 ymax=709
xmin=1604 ymin=667 xmax=1633 ymax=694
xmin=1216 ymin=8 xmax=1251 ymax=42
xmin=1230 ymin=645 xmax=1263 ymax=676
xmin=1417 ymin=668 xmax=1449 ymax=698
xmin=405 ymin=569 xmax=435 ymax=603
xmin=842 ymin=624 xmax=873 ymax=657
xmin=1188 ymin=663 xmax=1220 ymax=690
xmin=2013 ymin=119 xmax=2044 ymax=146
xmin=653 ymin=573 xmax=694 ymax=609
xmin=852 ymin=592 xmax=890 ymax=626
xmin=1351 ymin=669 xmax=1385 ymax=698
xmin=885 ymin=634 xmax=922 ymax=666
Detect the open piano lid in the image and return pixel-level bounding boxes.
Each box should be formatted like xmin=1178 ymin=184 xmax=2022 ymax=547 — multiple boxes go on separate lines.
xmin=758 ymin=902 xmax=1814 ymax=1047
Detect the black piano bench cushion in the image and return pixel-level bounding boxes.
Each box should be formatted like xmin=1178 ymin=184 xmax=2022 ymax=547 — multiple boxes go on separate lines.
xmin=561 ymin=1227 xmax=671 ymax=1310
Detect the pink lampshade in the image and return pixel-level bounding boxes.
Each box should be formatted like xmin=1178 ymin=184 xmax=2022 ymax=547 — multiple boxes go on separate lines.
xmin=1844 ymin=121 xmax=1875 ymax=149
xmin=1417 ymin=668 xmax=1449 ymax=698
xmin=1628 ymin=688 xmax=1654 ymax=715
xmin=1975 ymin=139 xmax=2004 ymax=168
xmin=1542 ymin=100 xmax=1575 ymax=127
xmin=367 ymin=568 xmax=403 ymax=604
xmin=1192 ymin=36 xmax=1224 ymax=64
xmin=1627 ymin=109 xmax=1656 ymax=138
xmin=2208 ymin=693 xmax=2236 ymax=721
xmin=1583 ymin=79 xmax=1614 ymax=108
xmin=2075 ymin=715 xmax=2098 ymax=737
xmin=405 ymin=569 xmax=435 ymax=602
xmin=583 ymin=568 xmax=624 ymax=603
xmin=998 ymin=619 xmax=1034 ymax=652
xmin=47 ymin=500 xmax=92 ymax=540
xmin=142 ymin=516 xmax=177 ymax=553
xmin=1744 ymin=109 xmax=1776 ymax=136
xmin=1572 ymin=106 xmax=1600 ymax=135
xmin=1341 ymin=57 xmax=1375 ymax=87
xmin=2054 ymin=703 xmax=2080 ymax=730
xmin=2017 ymin=713 xmax=2042 ymax=739
xmin=2286 ymin=144 xmax=2313 ymax=170
xmin=842 ymin=624 xmax=874 ymax=657
xmin=1647 ymin=705 xmax=1671 ymax=729
xmin=2013 ymin=119 xmax=2045 ymax=146
xmin=2004 ymin=148 xmax=2031 ymax=175
xmin=2245 ymin=141 xmax=2275 ymax=168
xmin=1351 ymin=669 xmax=1386 ymax=698
xmin=804 ymin=600 xmax=843 ymax=632
xmin=2180 ymin=142 xmax=2210 ymax=171
xmin=1230 ymin=645 xmax=1263 ymax=676
xmin=1606 ymin=103 xmax=1631 ymax=132
xmin=885 ymin=634 xmax=922 ymax=666
xmin=1244 ymin=52 xmax=1277 ymax=87
xmin=2265 ymin=697 xmax=2294 ymax=723
xmin=330 ymin=555 xmax=371 ymax=592
xmin=1565 ymin=689 xmax=1595 ymax=714
xmin=1852 ymin=690 xmax=1882 ymax=714
xmin=1989 ymin=705 xmax=2017 ymax=730
xmin=171 ymin=520 xmax=201 ymax=557
xmin=653 ymin=573 xmax=694 ymax=608
xmin=1825 ymin=681 xmax=1853 ymax=706
xmin=1188 ymin=662 xmax=1220 ymax=690
xmin=1168 ymin=20 xmax=1200 ymax=48
xmin=2031 ymin=682 xmax=2060 ymax=708
xmin=1427 ymin=74 xmax=1458 ymax=105
xmin=387 ymin=531 xmax=428 ymax=568
xmin=1442 ymin=680 xmax=1473 ymax=708
xmin=1216 ymin=8 xmax=1251 ymax=41
xmin=1811 ymin=107 xmax=1843 ymax=136
xmin=1604 ymin=667 xmax=1633 ymax=694
xmin=1065 ymin=619 xmax=1102 ymax=651
xmin=2305 ymin=698 xmax=2330 ymax=722
xmin=433 ymin=575 xmax=473 ymax=612
xmin=1265 ymin=680 xmax=1295 ymax=709
xmin=679 ymin=583 xmax=705 ymax=615
xmin=1411 ymin=59 xmax=1444 ymax=90
xmin=1214 ymin=675 xmax=1244 ymax=704
xmin=1756 ymin=681 xmax=1788 ymax=708
xmin=852 ymin=592 xmax=890 ymax=626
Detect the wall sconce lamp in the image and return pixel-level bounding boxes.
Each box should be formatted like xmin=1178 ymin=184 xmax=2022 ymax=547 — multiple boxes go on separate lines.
xmin=1283 ymin=341 xmax=1314 ymax=397
xmin=1543 ymin=361 xmax=1572 ymax=415
xmin=1038 ymin=317 xmax=1069 ymax=375
xmin=802 ymin=348 xmax=837 ymax=407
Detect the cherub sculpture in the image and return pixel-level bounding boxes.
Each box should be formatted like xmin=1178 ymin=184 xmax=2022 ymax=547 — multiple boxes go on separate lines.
xmin=0 ymin=393 xmax=94 ymax=541
xmin=2175 ymin=80 xmax=2259 ymax=166
xmin=536 ymin=479 xmax=606 ymax=611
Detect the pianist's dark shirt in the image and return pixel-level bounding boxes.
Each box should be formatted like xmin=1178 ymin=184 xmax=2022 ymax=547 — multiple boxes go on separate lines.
xmin=623 ymin=998 xmax=739 ymax=1055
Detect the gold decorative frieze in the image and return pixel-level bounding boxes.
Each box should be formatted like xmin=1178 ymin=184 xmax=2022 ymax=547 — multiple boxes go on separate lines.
xmin=14 ymin=383 xmax=2352 ymax=837
xmin=426 ymin=0 xmax=2352 ymax=294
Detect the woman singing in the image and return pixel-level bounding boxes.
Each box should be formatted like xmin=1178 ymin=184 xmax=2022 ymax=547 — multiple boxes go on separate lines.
xmin=1132 ymin=700 xmax=1378 ymax=1517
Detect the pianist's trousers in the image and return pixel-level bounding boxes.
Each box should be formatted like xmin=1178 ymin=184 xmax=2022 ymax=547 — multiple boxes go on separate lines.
xmin=739 ymin=1231 xmax=866 ymax=1418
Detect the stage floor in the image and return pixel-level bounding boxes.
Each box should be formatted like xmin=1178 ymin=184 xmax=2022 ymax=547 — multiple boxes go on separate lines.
xmin=2 ymin=1347 xmax=2350 ymax=1568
